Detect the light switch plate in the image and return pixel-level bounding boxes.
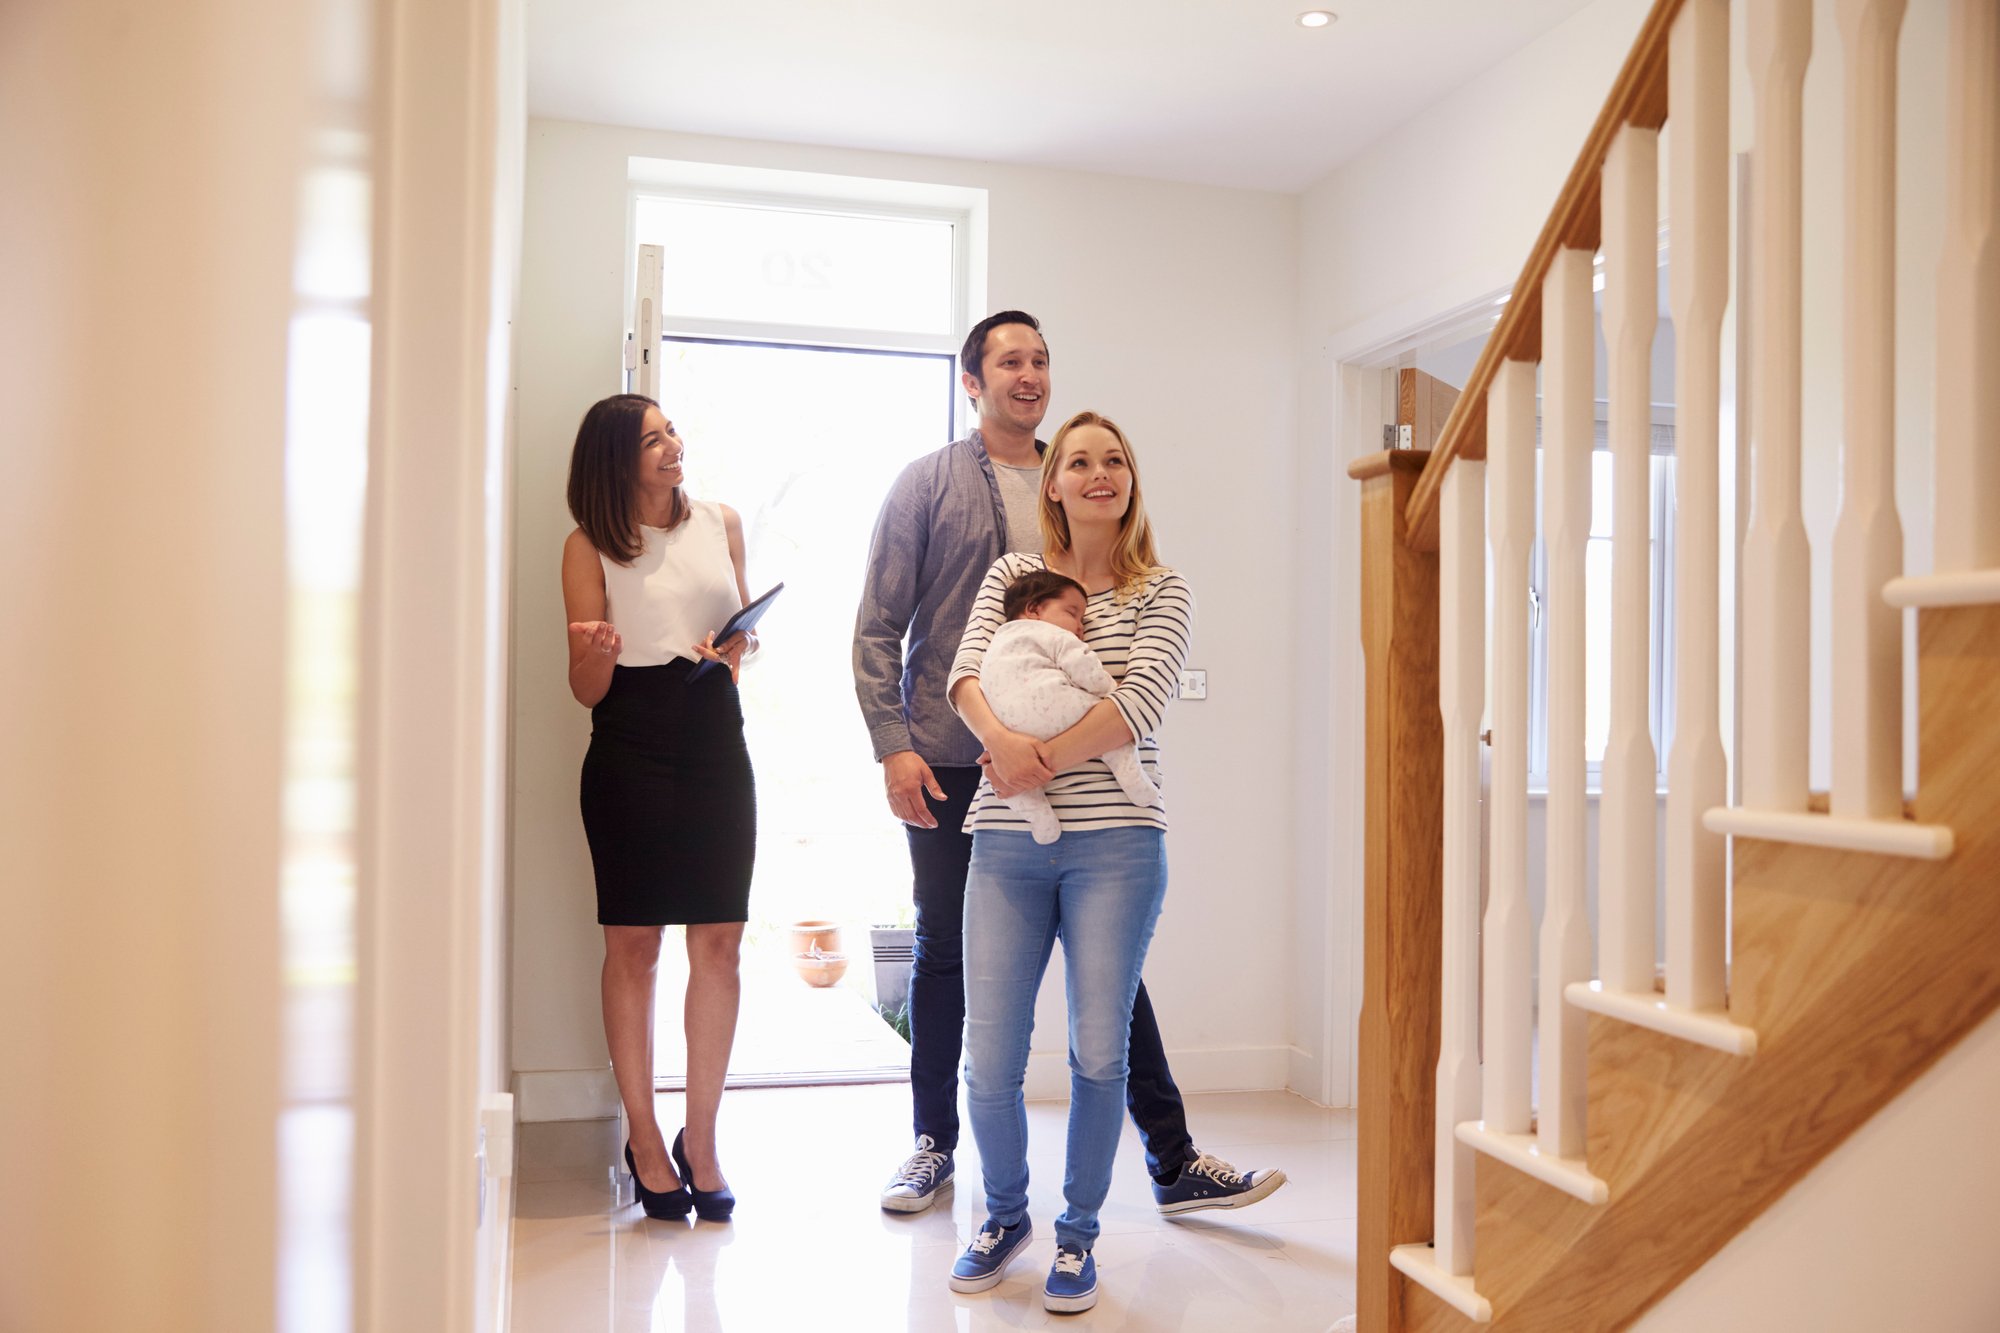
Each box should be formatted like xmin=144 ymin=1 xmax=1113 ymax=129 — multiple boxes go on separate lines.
xmin=1178 ymin=669 xmax=1208 ymax=701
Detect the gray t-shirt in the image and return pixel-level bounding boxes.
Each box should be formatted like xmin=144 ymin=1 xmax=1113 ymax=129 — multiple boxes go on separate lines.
xmin=993 ymin=461 xmax=1043 ymax=555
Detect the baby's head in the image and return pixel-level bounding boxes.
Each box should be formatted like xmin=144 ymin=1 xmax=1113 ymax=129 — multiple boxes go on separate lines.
xmin=1002 ymin=569 xmax=1088 ymax=639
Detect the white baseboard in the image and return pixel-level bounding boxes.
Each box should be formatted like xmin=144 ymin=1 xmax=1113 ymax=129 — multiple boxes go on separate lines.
xmin=1286 ymin=1044 xmax=1333 ymax=1105
xmin=1023 ymin=1045 xmax=1292 ymax=1102
xmin=512 ymin=1067 xmax=620 ymax=1122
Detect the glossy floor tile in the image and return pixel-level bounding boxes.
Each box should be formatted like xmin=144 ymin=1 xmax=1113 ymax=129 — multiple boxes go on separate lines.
xmin=510 ymin=1083 xmax=1356 ymax=1331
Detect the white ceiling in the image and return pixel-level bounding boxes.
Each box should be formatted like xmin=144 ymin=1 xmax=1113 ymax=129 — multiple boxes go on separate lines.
xmin=527 ymin=0 xmax=1602 ymax=193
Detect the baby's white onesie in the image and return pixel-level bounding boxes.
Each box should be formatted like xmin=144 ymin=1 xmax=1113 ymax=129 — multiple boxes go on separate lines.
xmin=978 ymin=618 xmax=1162 ymax=844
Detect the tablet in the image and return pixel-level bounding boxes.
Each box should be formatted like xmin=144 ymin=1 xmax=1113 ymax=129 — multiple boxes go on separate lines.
xmin=688 ymin=582 xmax=784 ymax=680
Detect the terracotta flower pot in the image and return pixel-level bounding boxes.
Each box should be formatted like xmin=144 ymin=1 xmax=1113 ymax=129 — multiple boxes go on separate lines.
xmin=789 ymin=920 xmax=842 ymax=959
xmin=792 ymin=946 xmax=848 ymax=988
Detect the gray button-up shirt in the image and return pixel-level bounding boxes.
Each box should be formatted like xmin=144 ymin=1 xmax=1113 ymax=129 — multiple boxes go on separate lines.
xmin=852 ymin=430 xmax=1044 ymax=766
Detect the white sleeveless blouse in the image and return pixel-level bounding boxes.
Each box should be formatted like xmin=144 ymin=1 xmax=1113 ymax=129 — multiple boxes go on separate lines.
xmin=600 ymin=499 xmax=742 ymax=667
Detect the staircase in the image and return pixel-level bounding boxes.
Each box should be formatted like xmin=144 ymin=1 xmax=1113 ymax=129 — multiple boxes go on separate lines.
xmin=1348 ymin=0 xmax=2000 ymax=1327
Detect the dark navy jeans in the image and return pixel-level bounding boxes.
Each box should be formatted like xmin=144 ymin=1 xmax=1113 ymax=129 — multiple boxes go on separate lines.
xmin=904 ymin=765 xmax=1194 ymax=1177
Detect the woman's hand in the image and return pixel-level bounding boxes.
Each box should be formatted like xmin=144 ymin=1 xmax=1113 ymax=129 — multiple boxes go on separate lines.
xmin=569 ymin=620 xmax=621 ymax=661
xmin=980 ymin=731 xmax=1055 ymax=798
xmin=691 ymin=629 xmax=749 ymax=683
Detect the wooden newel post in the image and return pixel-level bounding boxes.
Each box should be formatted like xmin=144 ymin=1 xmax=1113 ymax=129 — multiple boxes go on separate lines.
xmin=1351 ymin=450 xmax=1445 ymax=1332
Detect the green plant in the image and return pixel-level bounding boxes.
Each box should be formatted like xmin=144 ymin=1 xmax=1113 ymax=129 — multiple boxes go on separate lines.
xmin=874 ymin=1000 xmax=911 ymax=1044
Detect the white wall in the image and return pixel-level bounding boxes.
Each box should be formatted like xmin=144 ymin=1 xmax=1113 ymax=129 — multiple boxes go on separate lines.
xmin=1288 ymin=0 xmax=1659 ymax=1108
xmin=1636 ymin=1008 xmax=2000 ymax=1332
xmin=512 ymin=118 xmax=1301 ymax=1117
xmin=1299 ymin=0 xmax=1658 ymax=352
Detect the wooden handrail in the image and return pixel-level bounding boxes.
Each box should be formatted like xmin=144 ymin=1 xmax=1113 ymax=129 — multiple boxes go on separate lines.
xmin=1401 ymin=0 xmax=1684 ymax=552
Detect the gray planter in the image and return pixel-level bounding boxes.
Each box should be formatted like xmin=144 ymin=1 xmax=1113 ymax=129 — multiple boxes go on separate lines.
xmin=869 ymin=926 xmax=915 ymax=1011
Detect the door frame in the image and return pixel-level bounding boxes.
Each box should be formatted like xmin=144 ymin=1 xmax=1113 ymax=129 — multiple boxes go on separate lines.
xmin=1317 ymin=283 xmax=1511 ymax=1107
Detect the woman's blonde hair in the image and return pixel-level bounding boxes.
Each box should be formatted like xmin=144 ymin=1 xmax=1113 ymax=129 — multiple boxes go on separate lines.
xmin=1037 ymin=410 xmax=1163 ymax=599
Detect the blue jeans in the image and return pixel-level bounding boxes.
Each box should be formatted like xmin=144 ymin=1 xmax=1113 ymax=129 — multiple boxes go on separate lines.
xmin=904 ymin=769 xmax=1193 ymax=1174
xmin=962 ymin=826 xmax=1168 ymax=1251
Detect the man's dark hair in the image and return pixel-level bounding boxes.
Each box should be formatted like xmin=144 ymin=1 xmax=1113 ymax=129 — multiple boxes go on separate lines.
xmin=1001 ymin=568 xmax=1086 ymax=622
xmin=960 ymin=309 xmax=1045 ymax=389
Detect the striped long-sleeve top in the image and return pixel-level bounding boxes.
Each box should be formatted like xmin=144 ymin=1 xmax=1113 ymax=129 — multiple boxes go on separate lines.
xmin=948 ymin=552 xmax=1194 ymax=834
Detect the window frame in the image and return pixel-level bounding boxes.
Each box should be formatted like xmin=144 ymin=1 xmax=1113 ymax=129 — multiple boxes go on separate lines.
xmin=627 ymin=181 xmax=977 ymax=345
xmin=1526 ymin=417 xmax=1678 ymax=794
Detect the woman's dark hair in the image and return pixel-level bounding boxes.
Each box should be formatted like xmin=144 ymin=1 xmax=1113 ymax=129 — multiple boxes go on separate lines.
xmin=1001 ymin=568 xmax=1086 ymax=621
xmin=565 ymin=392 xmax=685 ymax=564
xmin=960 ymin=310 xmax=1045 ymax=391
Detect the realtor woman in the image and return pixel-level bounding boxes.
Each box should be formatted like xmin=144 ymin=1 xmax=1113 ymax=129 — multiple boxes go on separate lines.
xmin=560 ymin=392 xmax=758 ymax=1222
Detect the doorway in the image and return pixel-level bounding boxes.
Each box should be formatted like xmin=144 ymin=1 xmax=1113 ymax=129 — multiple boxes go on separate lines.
xmin=648 ymin=338 xmax=952 ymax=1086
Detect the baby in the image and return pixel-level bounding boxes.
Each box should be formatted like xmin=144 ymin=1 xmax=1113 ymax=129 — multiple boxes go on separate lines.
xmin=979 ymin=568 xmax=1162 ymax=844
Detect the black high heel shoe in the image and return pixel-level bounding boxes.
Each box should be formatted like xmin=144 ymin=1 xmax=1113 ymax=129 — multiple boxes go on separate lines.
xmin=625 ymin=1141 xmax=693 ymax=1220
xmin=671 ymin=1128 xmax=735 ymax=1221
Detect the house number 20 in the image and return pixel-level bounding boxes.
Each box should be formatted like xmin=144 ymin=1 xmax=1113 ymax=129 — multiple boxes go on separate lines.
xmin=762 ymin=251 xmax=833 ymax=289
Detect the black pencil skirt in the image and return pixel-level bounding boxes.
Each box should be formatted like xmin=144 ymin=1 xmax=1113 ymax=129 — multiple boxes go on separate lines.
xmin=580 ymin=659 xmax=757 ymax=926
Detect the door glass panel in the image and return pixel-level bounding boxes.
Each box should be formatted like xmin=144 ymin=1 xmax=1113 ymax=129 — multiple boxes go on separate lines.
xmin=652 ymin=337 xmax=955 ymax=1081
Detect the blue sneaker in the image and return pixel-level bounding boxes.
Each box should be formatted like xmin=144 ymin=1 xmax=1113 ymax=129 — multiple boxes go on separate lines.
xmin=1043 ymin=1244 xmax=1097 ymax=1313
xmin=1152 ymin=1151 xmax=1287 ymax=1215
xmin=880 ymin=1135 xmax=953 ymax=1213
xmin=948 ymin=1216 xmax=1033 ymax=1293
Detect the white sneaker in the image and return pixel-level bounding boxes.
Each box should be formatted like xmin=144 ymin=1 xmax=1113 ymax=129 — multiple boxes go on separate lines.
xmin=880 ymin=1135 xmax=954 ymax=1213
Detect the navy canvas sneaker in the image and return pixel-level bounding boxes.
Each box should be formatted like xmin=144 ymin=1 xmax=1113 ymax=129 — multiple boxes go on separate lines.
xmin=1152 ymin=1151 xmax=1288 ymax=1215
xmin=948 ymin=1216 xmax=1034 ymax=1293
xmin=880 ymin=1135 xmax=953 ymax=1213
xmin=1043 ymin=1244 xmax=1097 ymax=1313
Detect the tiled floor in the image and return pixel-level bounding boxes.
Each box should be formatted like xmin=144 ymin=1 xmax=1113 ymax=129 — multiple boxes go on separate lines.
xmin=510 ymin=1083 xmax=1357 ymax=1331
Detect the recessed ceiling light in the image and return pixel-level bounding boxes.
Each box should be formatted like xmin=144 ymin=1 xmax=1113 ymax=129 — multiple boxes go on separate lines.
xmin=1298 ymin=10 xmax=1337 ymax=28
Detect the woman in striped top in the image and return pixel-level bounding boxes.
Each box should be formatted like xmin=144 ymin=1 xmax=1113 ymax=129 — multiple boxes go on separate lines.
xmin=942 ymin=410 xmax=1192 ymax=1313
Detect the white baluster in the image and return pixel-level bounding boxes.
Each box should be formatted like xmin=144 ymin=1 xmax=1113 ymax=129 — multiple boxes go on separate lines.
xmin=1599 ymin=126 xmax=1659 ymax=998
xmin=1830 ymin=0 xmax=1908 ymax=820
xmin=1435 ymin=459 xmax=1485 ymax=1276
xmin=1741 ymin=0 xmax=1814 ymax=813
xmin=1665 ymin=0 xmax=1731 ymax=1013
xmin=1934 ymin=0 xmax=2000 ymax=575
xmin=1483 ymin=358 xmax=1536 ymax=1136
xmin=1539 ymin=250 xmax=1594 ymax=1161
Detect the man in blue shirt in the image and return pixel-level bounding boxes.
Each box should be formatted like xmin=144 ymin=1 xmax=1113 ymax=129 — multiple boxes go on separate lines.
xmin=852 ymin=309 xmax=1287 ymax=1218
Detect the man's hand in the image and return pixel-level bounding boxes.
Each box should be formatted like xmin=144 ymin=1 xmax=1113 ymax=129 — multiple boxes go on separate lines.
xmin=982 ymin=731 xmax=1055 ymax=799
xmin=883 ymin=750 xmax=946 ymax=828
